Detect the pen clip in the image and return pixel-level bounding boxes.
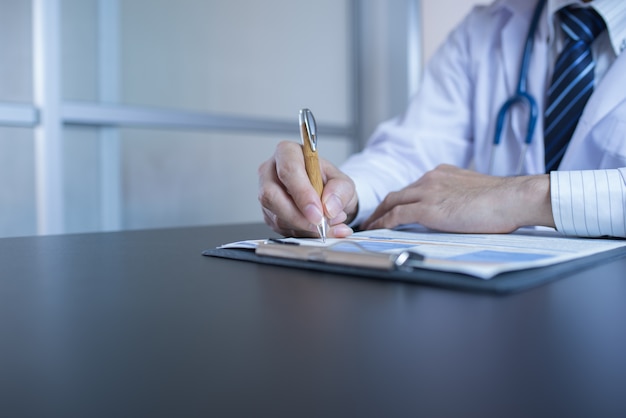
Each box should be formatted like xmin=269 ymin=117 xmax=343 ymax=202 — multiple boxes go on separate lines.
xmin=299 ymin=108 xmax=317 ymax=152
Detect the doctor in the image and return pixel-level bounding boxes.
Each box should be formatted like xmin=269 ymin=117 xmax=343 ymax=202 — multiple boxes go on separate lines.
xmin=258 ymin=0 xmax=626 ymax=239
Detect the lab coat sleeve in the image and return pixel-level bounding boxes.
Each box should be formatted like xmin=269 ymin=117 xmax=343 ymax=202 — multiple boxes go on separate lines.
xmin=341 ymin=8 xmax=481 ymax=225
xmin=550 ymin=168 xmax=626 ymax=238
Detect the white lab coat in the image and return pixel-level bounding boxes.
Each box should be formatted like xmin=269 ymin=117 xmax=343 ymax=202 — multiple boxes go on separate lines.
xmin=342 ymin=0 xmax=626 ymax=237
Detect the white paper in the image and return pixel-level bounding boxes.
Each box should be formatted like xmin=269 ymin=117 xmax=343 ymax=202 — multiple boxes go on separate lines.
xmin=219 ymin=224 xmax=626 ymax=279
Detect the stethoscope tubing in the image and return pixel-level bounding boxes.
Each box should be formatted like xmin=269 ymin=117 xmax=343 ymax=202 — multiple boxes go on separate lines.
xmin=489 ymin=0 xmax=546 ymax=175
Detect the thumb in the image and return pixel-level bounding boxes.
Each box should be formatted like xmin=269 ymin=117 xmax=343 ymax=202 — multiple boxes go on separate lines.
xmin=320 ymin=160 xmax=358 ymax=222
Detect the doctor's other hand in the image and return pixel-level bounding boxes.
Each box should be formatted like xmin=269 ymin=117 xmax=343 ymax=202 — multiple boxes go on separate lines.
xmin=258 ymin=141 xmax=358 ymax=238
xmin=361 ymin=164 xmax=555 ymax=234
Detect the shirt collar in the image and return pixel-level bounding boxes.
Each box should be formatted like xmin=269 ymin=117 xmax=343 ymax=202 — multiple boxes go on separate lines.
xmin=547 ymin=0 xmax=626 ymax=55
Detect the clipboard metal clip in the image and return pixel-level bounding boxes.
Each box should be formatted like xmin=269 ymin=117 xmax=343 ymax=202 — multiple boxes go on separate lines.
xmin=392 ymin=250 xmax=425 ymax=271
xmin=258 ymin=239 xmax=424 ymax=271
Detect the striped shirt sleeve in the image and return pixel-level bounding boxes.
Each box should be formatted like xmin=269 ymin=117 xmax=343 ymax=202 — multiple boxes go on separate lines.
xmin=550 ymin=168 xmax=626 ymax=238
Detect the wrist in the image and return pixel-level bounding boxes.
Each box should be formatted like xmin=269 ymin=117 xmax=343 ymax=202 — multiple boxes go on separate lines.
xmin=511 ymin=174 xmax=555 ymax=229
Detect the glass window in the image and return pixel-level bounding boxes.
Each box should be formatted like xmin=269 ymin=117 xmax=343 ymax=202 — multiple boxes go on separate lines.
xmin=120 ymin=129 xmax=352 ymax=230
xmin=54 ymin=127 xmax=352 ymax=233
xmin=0 ymin=1 xmax=33 ymax=102
xmin=61 ymin=0 xmax=351 ymax=125
xmin=54 ymin=0 xmax=356 ymax=234
xmin=0 ymin=128 xmax=37 ymax=237
xmin=63 ymin=126 xmax=102 ymax=233
xmin=62 ymin=0 xmax=99 ymax=102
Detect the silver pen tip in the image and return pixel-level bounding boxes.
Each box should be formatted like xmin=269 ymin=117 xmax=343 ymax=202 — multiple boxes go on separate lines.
xmin=317 ymin=218 xmax=329 ymax=243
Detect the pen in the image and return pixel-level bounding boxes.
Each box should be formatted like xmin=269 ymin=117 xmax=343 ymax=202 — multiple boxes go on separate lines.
xmin=299 ymin=108 xmax=329 ymax=242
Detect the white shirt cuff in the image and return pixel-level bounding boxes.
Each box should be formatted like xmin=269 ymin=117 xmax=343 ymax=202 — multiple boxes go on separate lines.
xmin=550 ymin=169 xmax=626 ymax=238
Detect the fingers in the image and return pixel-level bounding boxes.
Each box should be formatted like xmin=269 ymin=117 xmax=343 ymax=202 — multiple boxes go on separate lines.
xmin=261 ymin=154 xmax=550 ymax=237
xmin=361 ymin=189 xmax=421 ymax=230
xmin=258 ymin=141 xmax=356 ymax=238
xmin=319 ymin=159 xmax=359 ymax=224
xmin=273 ymin=142 xmax=326 ymax=226
xmin=361 ymin=164 xmax=536 ymax=234
xmin=258 ymin=146 xmax=318 ymax=236
xmin=363 ymin=206 xmax=413 ymax=231
xmin=261 ymin=205 xmax=354 ymax=238
xmin=361 ymin=165 xmax=464 ymax=231
xmin=261 ymin=206 xmax=319 ymax=238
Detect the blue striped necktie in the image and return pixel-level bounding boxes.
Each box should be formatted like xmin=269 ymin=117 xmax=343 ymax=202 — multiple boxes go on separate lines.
xmin=544 ymin=6 xmax=606 ymax=172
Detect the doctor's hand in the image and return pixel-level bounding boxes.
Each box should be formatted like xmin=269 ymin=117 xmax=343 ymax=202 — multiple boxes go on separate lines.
xmin=258 ymin=141 xmax=358 ymax=238
xmin=361 ymin=164 xmax=555 ymax=233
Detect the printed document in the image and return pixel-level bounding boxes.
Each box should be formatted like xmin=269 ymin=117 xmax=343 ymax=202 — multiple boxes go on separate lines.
xmin=220 ymin=225 xmax=626 ymax=279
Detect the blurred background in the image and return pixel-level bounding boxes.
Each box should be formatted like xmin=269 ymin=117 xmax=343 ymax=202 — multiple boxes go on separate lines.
xmin=0 ymin=0 xmax=480 ymax=237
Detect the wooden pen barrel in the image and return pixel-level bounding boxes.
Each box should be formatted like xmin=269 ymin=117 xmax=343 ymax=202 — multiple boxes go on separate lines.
xmin=301 ymin=122 xmax=324 ymax=197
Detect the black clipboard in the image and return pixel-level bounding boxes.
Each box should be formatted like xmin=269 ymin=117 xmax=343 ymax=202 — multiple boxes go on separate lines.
xmin=202 ymin=243 xmax=626 ymax=294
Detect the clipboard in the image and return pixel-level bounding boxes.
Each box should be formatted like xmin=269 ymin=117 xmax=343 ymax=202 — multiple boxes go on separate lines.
xmin=202 ymin=240 xmax=626 ymax=294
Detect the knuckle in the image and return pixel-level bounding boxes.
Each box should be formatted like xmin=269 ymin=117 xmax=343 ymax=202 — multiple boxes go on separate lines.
xmin=258 ymin=185 xmax=279 ymax=208
xmin=276 ymin=160 xmax=298 ymax=184
xmin=276 ymin=140 xmax=295 ymax=153
xmin=274 ymin=143 xmax=304 ymax=183
xmin=382 ymin=191 xmax=399 ymax=207
xmin=435 ymin=163 xmax=454 ymax=172
xmin=419 ymin=169 xmax=443 ymax=187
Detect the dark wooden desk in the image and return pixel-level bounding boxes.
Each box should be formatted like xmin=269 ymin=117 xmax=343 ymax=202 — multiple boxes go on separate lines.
xmin=1 ymin=223 xmax=625 ymax=417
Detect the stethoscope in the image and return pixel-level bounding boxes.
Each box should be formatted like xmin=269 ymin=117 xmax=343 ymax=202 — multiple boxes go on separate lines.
xmin=489 ymin=0 xmax=547 ymax=175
